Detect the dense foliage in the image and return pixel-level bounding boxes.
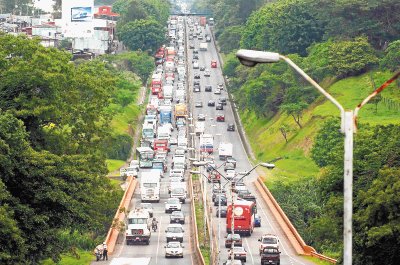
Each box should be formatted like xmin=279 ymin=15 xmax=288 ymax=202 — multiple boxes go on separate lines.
xmin=0 ymin=34 xmax=123 ymax=264
xmin=210 ymin=0 xmax=400 ymax=262
xmin=114 ymin=0 xmax=169 ymax=53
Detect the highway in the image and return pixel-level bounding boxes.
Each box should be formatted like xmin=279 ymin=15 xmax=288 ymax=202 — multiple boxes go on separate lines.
xmin=187 ymin=16 xmax=316 ymax=265
xmin=101 ymin=14 xmax=316 ymax=265
xmin=105 ymin=17 xmax=195 ymax=265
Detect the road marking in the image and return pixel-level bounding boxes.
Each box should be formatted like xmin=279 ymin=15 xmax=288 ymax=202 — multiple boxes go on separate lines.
xmin=156 ymin=215 xmax=162 ymax=264
xmin=244 ymin=237 xmax=255 ymax=265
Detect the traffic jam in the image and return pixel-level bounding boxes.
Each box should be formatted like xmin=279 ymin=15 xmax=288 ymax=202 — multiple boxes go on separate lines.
xmin=119 ymin=15 xmax=281 ymax=264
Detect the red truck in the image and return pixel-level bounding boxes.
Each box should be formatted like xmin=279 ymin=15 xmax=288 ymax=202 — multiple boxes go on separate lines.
xmin=153 ymin=139 xmax=169 ymax=153
xmin=200 ymin=16 xmax=207 ymax=27
xmin=226 ymin=200 xmax=256 ymax=236
xmin=151 ymin=79 xmax=162 ymax=95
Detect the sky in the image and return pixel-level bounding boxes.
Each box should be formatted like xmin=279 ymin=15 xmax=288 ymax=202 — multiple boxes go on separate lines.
xmin=34 ymin=0 xmax=55 ymax=12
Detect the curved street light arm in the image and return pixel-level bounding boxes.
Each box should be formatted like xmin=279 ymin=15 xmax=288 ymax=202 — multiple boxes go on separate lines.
xmin=279 ymin=55 xmax=346 ymax=132
xmin=354 ymin=70 xmax=400 ymax=132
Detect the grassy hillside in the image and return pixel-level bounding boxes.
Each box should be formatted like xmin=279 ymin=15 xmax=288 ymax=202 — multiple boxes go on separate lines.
xmin=241 ymin=71 xmax=400 ymax=188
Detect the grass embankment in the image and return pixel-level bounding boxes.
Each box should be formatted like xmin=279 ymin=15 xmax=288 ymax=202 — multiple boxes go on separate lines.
xmin=241 ymin=71 xmax=400 ymax=188
xmin=240 ymin=71 xmax=400 ymax=259
xmin=42 ymin=250 xmax=93 ymax=265
xmin=105 ymin=84 xmax=144 ymax=174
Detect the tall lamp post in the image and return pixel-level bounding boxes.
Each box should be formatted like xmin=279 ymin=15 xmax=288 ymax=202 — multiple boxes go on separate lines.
xmin=191 ymin=161 xmax=275 ymax=264
xmin=236 ymin=49 xmax=400 ymax=265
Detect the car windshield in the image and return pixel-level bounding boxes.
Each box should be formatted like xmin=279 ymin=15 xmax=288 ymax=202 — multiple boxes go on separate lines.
xmin=263 ymin=237 xmax=278 ymax=244
xmin=233 ymin=247 xmax=244 ymax=252
xmin=128 ymin=218 xmax=147 ymax=224
xmin=168 ymin=198 xmax=180 ymax=204
xmin=172 ymin=212 xmax=183 ymax=217
xmin=263 ymin=248 xmax=279 ymax=254
xmin=141 ymin=204 xmax=152 ymax=209
xmin=167 ymin=227 xmax=183 ymax=233
xmin=167 ymin=242 xmax=181 ymax=248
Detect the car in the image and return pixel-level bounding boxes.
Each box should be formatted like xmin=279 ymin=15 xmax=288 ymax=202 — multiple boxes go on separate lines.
xmin=170 ymin=211 xmax=185 ymax=224
xmin=165 ymin=223 xmax=185 ymax=243
xmin=193 ymin=62 xmax=199 ymax=69
xmin=195 ymin=101 xmax=203 ymax=107
xmin=193 ymin=49 xmax=199 ymax=54
xmin=214 ymin=89 xmax=221 ymax=95
xmin=169 ymin=137 xmax=178 ymax=145
xmin=259 ymin=234 xmax=280 ymax=255
xmin=200 ymin=66 xmax=206 ymax=71
xmin=228 ymin=246 xmax=247 ymax=262
xmin=211 ymin=60 xmax=217 ymax=68
xmin=227 ymin=123 xmax=235 ymax=131
xmin=224 ymin=162 xmax=235 ymax=171
xmin=237 ymin=189 xmax=256 ymax=202
xmin=139 ymin=203 xmax=154 ymax=218
xmin=189 ymin=43 xmax=194 ymax=49
xmin=204 ymin=70 xmax=211 ymax=77
xmin=193 ymin=85 xmax=200 ymax=92
xmin=205 ymin=85 xmax=212 ymax=92
xmin=222 ymin=260 xmax=242 ymax=265
xmin=225 ymin=233 xmax=242 ymax=248
xmin=197 ymin=113 xmax=206 ymax=121
xmin=165 ymin=198 xmax=182 ymax=213
xmin=226 ymin=157 xmax=237 ymax=168
xmin=189 ymin=35 xmax=194 ymax=40
xmin=216 ymin=103 xmax=223 ymax=110
xmin=212 ymin=189 xmax=226 ymax=202
xmin=214 ymin=194 xmax=227 ymax=206
xmin=254 ymin=214 xmax=261 ymax=227
xmin=198 ymin=35 xmax=203 ymax=40
xmin=194 ymin=73 xmax=200 ymax=79
xmin=207 ymin=99 xmax=216 ymax=107
xmin=226 ymin=169 xmax=235 ymax=180
xmin=216 ymin=114 xmax=225 ymax=122
xmin=193 ymin=80 xmax=200 ymax=86
xmin=219 ymin=97 xmax=227 ymax=105
xmin=165 ymin=241 xmax=184 ymax=258
xmin=216 ymin=206 xmax=227 ymax=217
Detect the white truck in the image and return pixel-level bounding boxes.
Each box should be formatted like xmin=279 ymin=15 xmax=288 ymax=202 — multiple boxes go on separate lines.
xmin=125 ymin=208 xmax=151 ymax=245
xmin=157 ymin=126 xmax=171 ymax=140
xmin=140 ymin=171 xmax=161 ymax=202
xmin=195 ymin=121 xmax=205 ymax=136
xmin=199 ymin=42 xmax=208 ymax=51
xmin=170 ymin=182 xmax=187 ymax=203
xmin=175 ymin=89 xmax=186 ymax=103
xmin=172 ymin=156 xmax=186 ymax=171
xmin=218 ymin=142 xmax=233 ymax=161
xmin=163 ymin=85 xmax=173 ymax=101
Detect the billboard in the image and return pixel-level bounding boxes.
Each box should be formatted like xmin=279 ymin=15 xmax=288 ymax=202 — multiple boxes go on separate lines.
xmin=62 ymin=0 xmax=94 ymax=38
xmin=71 ymin=7 xmax=93 ymax=22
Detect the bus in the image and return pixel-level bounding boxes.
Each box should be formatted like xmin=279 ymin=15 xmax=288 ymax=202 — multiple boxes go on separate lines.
xmin=226 ymin=200 xmax=257 ymax=236
xmin=136 ymin=147 xmax=154 ymax=168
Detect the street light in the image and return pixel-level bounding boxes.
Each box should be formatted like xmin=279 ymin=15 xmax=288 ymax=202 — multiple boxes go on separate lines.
xmin=236 ymin=49 xmax=400 ymax=265
xmin=192 ymin=160 xmax=275 ymax=264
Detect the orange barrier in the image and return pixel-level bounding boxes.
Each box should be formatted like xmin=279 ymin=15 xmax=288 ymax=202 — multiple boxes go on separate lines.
xmin=311 ymin=251 xmax=338 ymax=263
xmin=255 ymin=177 xmax=337 ymax=263
xmin=104 ymin=176 xmax=137 ymax=254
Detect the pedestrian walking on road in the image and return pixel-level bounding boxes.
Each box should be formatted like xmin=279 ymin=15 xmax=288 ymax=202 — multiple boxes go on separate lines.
xmin=102 ymin=242 xmax=108 ymax=261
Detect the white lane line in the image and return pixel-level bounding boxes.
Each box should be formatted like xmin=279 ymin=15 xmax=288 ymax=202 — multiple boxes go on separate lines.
xmin=244 ymin=237 xmax=255 ymax=265
xmin=156 ymin=215 xmax=163 ymax=264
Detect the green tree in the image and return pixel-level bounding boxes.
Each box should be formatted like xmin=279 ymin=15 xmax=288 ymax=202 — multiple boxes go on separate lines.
xmin=117 ymin=19 xmax=166 ymax=53
xmin=241 ymin=0 xmax=325 ymax=56
xmin=312 ymin=0 xmax=400 ymax=50
xmin=218 ymin=26 xmax=243 ymax=54
xmin=380 ymin=40 xmax=400 ymax=71
xmin=354 ymin=167 xmax=400 ymax=265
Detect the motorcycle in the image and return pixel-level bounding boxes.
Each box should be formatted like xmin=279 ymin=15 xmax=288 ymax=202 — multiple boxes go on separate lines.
xmin=152 ymin=223 xmax=157 ymax=232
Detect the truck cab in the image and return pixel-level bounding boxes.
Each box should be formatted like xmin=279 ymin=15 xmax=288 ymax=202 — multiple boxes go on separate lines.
xmin=125 ymin=209 xmax=151 ymax=245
